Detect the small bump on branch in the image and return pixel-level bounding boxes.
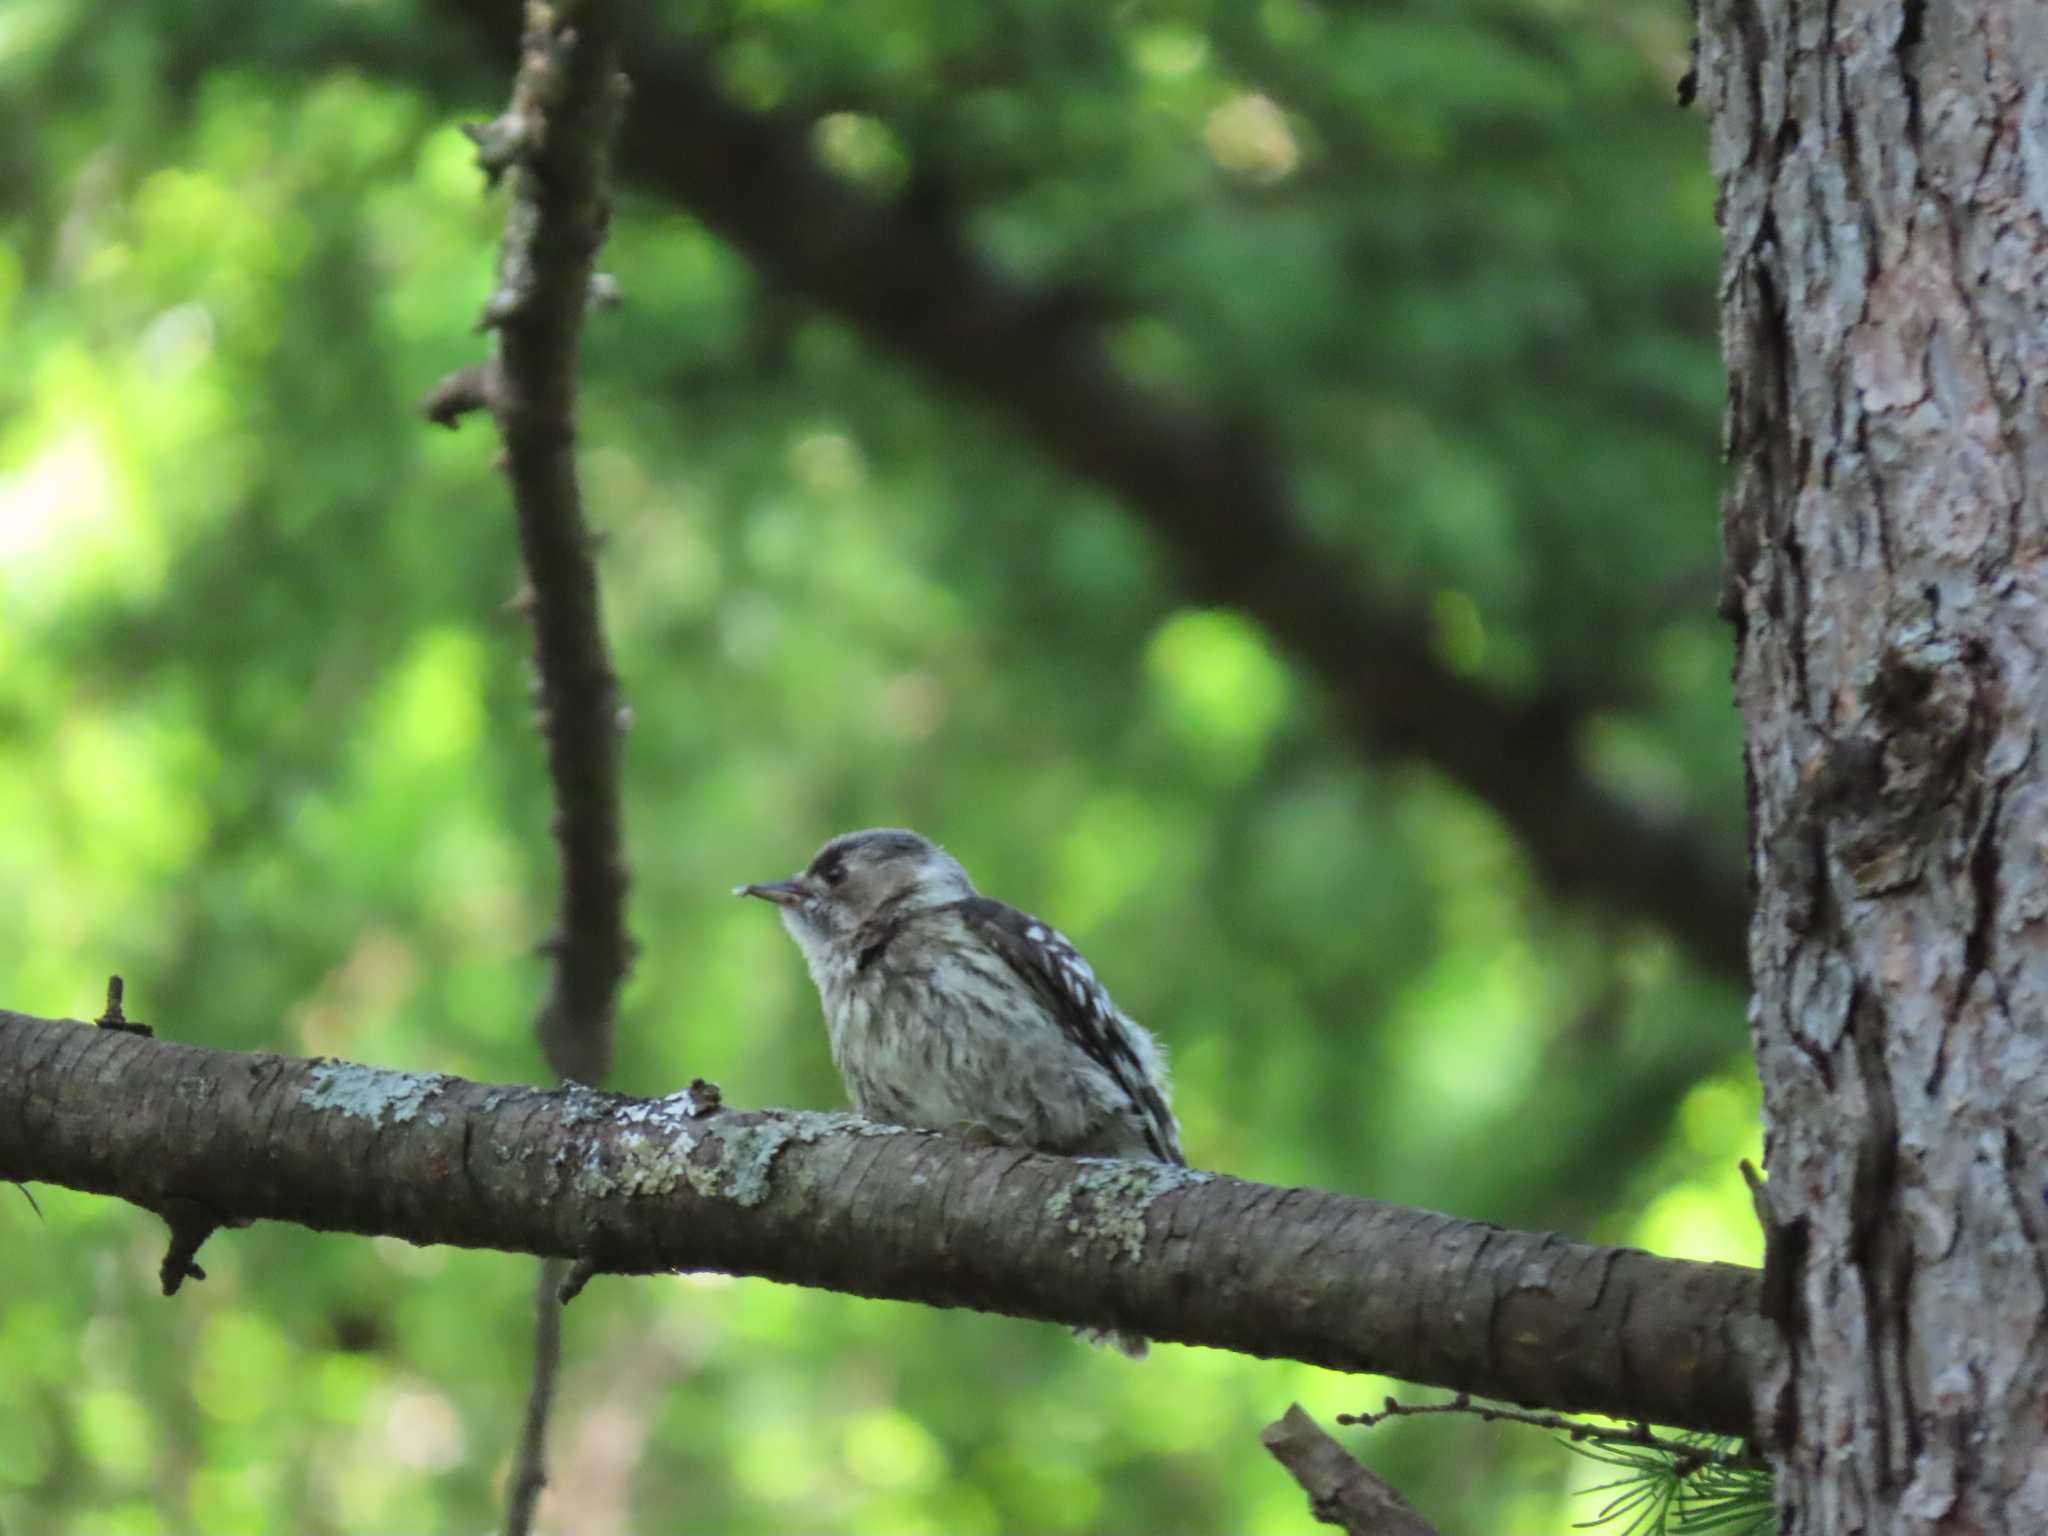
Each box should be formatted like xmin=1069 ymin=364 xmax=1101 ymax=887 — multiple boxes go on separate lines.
xmin=558 ymin=1254 xmax=600 ymax=1304
xmin=95 ymin=975 xmax=152 ymax=1038
xmin=420 ymin=362 xmax=500 ymax=428
xmin=153 ymin=1196 xmax=251 ymax=1297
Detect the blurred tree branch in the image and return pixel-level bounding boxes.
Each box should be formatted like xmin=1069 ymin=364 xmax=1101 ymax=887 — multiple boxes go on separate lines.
xmin=422 ymin=4 xmax=635 ymax=1530
xmin=0 ymin=1009 xmax=1768 ymax=1438
xmin=161 ymin=6 xmax=1748 ymax=983
xmin=422 ymin=5 xmax=1749 ymax=987
xmin=1262 ymin=1405 xmax=1442 ymax=1536
xmin=430 ymin=0 xmax=635 ymax=1090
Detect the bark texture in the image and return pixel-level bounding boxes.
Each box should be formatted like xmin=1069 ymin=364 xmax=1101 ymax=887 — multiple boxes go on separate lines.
xmin=1703 ymin=2 xmax=2048 ymax=1527
xmin=1261 ymin=1405 xmax=1442 ymax=1536
xmin=0 ymin=1009 xmax=1768 ymax=1435
xmin=483 ymin=0 xmax=633 ymax=1090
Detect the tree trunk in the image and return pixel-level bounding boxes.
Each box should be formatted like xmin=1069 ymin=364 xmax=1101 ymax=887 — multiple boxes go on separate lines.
xmin=1703 ymin=2 xmax=2048 ymax=1528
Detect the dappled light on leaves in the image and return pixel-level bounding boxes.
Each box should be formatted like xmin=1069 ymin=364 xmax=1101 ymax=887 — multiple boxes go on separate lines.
xmin=0 ymin=1 xmax=1751 ymax=1531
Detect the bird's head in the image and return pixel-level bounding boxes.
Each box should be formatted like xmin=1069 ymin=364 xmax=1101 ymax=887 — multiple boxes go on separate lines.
xmin=737 ymin=828 xmax=974 ymax=956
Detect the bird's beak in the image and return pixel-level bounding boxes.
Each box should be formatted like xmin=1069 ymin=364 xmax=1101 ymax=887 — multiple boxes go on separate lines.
xmin=734 ymin=876 xmax=810 ymax=907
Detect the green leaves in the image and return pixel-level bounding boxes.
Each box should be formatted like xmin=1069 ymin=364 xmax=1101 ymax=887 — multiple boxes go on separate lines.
xmin=1 ymin=0 xmax=1752 ymax=1530
xmin=1572 ymin=1432 xmax=1775 ymax=1536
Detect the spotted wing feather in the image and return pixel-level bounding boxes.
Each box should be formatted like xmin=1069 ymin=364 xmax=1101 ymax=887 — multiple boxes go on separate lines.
xmin=954 ymin=897 xmax=1184 ymax=1165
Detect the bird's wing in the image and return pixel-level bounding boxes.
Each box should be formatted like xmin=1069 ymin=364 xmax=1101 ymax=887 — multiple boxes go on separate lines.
xmin=954 ymin=897 xmax=1184 ymax=1165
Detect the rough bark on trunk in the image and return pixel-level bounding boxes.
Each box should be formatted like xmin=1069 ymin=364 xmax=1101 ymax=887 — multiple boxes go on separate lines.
xmin=1703 ymin=2 xmax=2048 ymax=1528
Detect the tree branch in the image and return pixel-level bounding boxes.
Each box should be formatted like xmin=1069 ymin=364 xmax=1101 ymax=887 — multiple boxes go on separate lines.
xmin=1340 ymin=1392 xmax=1767 ymax=1471
xmin=1262 ymin=1404 xmax=1442 ymax=1536
xmin=421 ymin=10 xmax=1748 ymax=986
xmin=0 ymin=1010 xmax=1769 ymax=1437
xmin=428 ymin=8 xmax=637 ymax=1529
xmin=429 ymin=0 xmax=635 ymax=1088
xmin=201 ymin=7 xmax=1748 ymax=983
xmin=506 ymin=1255 xmax=570 ymax=1535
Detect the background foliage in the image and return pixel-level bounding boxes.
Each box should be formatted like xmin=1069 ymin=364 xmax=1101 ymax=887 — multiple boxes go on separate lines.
xmin=2 ymin=0 xmax=1760 ymax=1531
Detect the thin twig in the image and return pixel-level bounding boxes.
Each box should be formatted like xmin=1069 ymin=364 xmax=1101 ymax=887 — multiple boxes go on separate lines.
xmin=1261 ymin=1404 xmax=1442 ymax=1536
xmin=1338 ymin=1393 xmax=1768 ymax=1474
xmin=440 ymin=5 xmax=636 ymax=1534
xmin=94 ymin=974 xmax=152 ymax=1037
xmin=504 ymin=1256 xmax=570 ymax=1536
xmin=471 ymin=0 xmax=636 ymax=1091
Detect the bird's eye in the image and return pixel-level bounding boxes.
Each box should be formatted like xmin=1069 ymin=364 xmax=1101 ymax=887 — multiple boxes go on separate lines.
xmin=814 ymin=853 xmax=847 ymax=887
